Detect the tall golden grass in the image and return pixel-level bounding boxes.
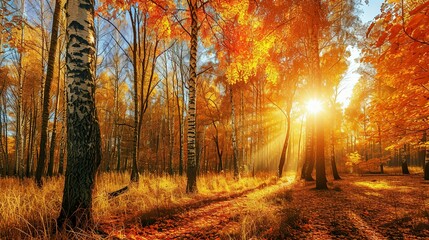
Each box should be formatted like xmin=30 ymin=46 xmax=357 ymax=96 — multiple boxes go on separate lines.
xmin=0 ymin=172 xmax=269 ymax=239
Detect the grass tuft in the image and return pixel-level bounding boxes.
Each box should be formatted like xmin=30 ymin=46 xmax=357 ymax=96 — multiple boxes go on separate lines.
xmin=0 ymin=172 xmax=268 ymax=239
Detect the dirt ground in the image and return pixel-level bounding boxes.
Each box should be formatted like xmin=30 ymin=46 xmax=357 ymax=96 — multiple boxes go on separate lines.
xmin=102 ymin=174 xmax=429 ymax=239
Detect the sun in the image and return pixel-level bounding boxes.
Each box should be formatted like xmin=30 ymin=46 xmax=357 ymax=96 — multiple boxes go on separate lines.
xmin=306 ymin=99 xmax=323 ymax=114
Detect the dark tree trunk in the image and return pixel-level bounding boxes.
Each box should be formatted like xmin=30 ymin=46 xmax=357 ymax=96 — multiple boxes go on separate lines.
xmin=304 ymin=116 xmax=315 ymax=181
xmin=47 ymin=67 xmax=62 ymax=177
xmin=26 ymin=106 xmax=35 ymax=178
xmin=186 ymin=0 xmax=198 ymax=193
xmin=308 ymin=0 xmax=327 ymax=190
xmin=212 ymin=121 xmax=223 ymax=173
xmin=331 ymin=154 xmax=341 ymax=180
xmin=278 ymin=115 xmax=291 ymax=178
xmin=402 ymin=144 xmax=410 ymax=175
xmin=425 ymin=147 xmax=429 ymax=180
xmin=315 ymin=117 xmax=327 ymax=189
xmin=35 ymin=0 xmax=62 ymax=187
xmin=129 ymin=8 xmax=140 ymax=183
xmin=331 ymin=133 xmax=341 ymax=180
xmin=57 ymin=0 xmax=101 ymax=230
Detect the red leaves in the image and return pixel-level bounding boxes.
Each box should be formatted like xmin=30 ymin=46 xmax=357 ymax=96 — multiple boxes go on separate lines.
xmin=388 ymin=24 xmax=402 ymax=40
xmin=409 ymin=1 xmax=429 ymax=15
xmin=375 ymin=31 xmax=388 ymax=47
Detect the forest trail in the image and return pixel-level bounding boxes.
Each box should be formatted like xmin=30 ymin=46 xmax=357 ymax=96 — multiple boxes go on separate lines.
xmin=102 ymin=174 xmax=429 ymax=239
xmin=101 ymin=177 xmax=293 ymax=239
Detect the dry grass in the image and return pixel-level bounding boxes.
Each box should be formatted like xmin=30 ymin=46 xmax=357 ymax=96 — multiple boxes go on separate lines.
xmin=219 ymin=176 xmax=295 ymax=239
xmin=0 ymin=172 xmax=268 ymax=239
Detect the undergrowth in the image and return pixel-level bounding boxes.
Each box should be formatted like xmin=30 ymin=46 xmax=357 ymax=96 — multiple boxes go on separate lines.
xmin=0 ymin=172 xmax=268 ymax=239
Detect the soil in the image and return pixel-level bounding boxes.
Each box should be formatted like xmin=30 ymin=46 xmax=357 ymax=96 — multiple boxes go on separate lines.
xmin=102 ymin=174 xmax=429 ymax=239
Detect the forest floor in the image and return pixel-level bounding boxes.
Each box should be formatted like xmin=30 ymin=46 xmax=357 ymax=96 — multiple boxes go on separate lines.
xmin=101 ymin=173 xmax=429 ymax=239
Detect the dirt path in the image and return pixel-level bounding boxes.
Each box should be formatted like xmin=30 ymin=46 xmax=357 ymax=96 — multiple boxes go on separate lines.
xmin=103 ymin=178 xmax=292 ymax=239
xmin=102 ymin=174 xmax=429 ymax=239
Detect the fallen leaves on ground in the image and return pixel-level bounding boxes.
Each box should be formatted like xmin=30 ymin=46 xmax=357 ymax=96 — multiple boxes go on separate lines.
xmin=101 ymin=174 xmax=429 ymax=239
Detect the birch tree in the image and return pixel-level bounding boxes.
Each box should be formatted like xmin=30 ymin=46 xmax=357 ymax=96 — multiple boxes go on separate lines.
xmin=57 ymin=0 xmax=101 ymax=229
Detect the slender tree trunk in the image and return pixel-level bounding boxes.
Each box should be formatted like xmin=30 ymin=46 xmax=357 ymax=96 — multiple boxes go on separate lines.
xmin=230 ymin=86 xmax=240 ymax=179
xmin=296 ymin=116 xmax=304 ymax=176
xmin=47 ymin=66 xmax=61 ymax=177
xmin=186 ymin=0 xmax=198 ymax=193
xmin=24 ymin=106 xmax=31 ymax=178
xmin=423 ymin=132 xmax=429 ymax=179
xmin=0 ymin=2 xmax=6 ymax=176
xmin=16 ymin=33 xmax=24 ymax=178
xmin=212 ymin=121 xmax=223 ymax=173
xmin=401 ymin=144 xmax=410 ymax=175
xmin=114 ymin=68 xmax=120 ymax=172
xmin=378 ymin=124 xmax=384 ymax=174
xmin=25 ymin=103 xmax=36 ymax=178
xmin=176 ymin=87 xmax=184 ymax=176
xmin=35 ymin=0 xmax=62 ymax=186
xmin=278 ymin=115 xmax=291 ymax=178
xmin=331 ymin=128 xmax=341 ymax=180
xmin=315 ymin=115 xmax=327 ymax=189
xmin=165 ymin=60 xmax=174 ymax=176
xmin=129 ymin=8 xmax=139 ymax=182
xmin=423 ymin=149 xmax=429 ymax=180
xmin=0 ymin=93 xmax=4 ymax=176
xmin=303 ymin=116 xmax=315 ymax=181
xmin=57 ymin=0 xmax=101 ymax=229
xmin=3 ymin=98 xmax=9 ymax=176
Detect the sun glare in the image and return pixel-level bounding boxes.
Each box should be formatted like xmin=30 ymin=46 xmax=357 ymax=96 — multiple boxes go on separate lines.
xmin=306 ymin=99 xmax=323 ymax=114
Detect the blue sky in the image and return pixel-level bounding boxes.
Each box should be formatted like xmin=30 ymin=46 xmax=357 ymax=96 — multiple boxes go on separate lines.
xmin=337 ymin=0 xmax=384 ymax=108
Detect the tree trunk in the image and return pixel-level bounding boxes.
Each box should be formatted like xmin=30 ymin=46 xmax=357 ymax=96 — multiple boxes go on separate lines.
xmin=57 ymin=0 xmax=101 ymax=230
xmin=186 ymin=0 xmax=198 ymax=193
xmin=177 ymin=64 xmax=185 ymax=176
xmin=130 ymin=8 xmax=140 ymax=183
xmin=0 ymin=93 xmax=4 ymax=176
xmin=309 ymin=0 xmax=327 ymax=190
xmin=378 ymin=124 xmax=384 ymax=174
xmin=278 ymin=115 xmax=291 ymax=178
xmin=230 ymin=86 xmax=240 ymax=179
xmin=25 ymin=102 xmax=36 ymax=178
xmin=35 ymin=0 xmax=61 ymax=186
xmin=401 ymin=144 xmax=410 ymax=175
xmin=47 ymin=68 xmax=61 ymax=177
xmin=418 ymin=132 xmax=428 ymax=180
xmin=212 ymin=121 xmax=223 ymax=173
xmin=331 ymin=129 xmax=341 ymax=180
xmin=296 ymin=117 xmax=304 ymax=178
xmin=165 ymin=61 xmax=174 ymax=176
xmin=304 ymin=116 xmax=315 ymax=181
xmin=113 ymin=55 xmax=120 ymax=172
xmin=15 ymin=0 xmax=25 ymax=179
xmin=2 ymin=98 xmax=9 ymax=176
xmin=315 ymin=116 xmax=327 ymax=189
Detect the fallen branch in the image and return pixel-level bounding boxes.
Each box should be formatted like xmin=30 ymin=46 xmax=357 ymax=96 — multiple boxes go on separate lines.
xmin=107 ymin=186 xmax=129 ymax=199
